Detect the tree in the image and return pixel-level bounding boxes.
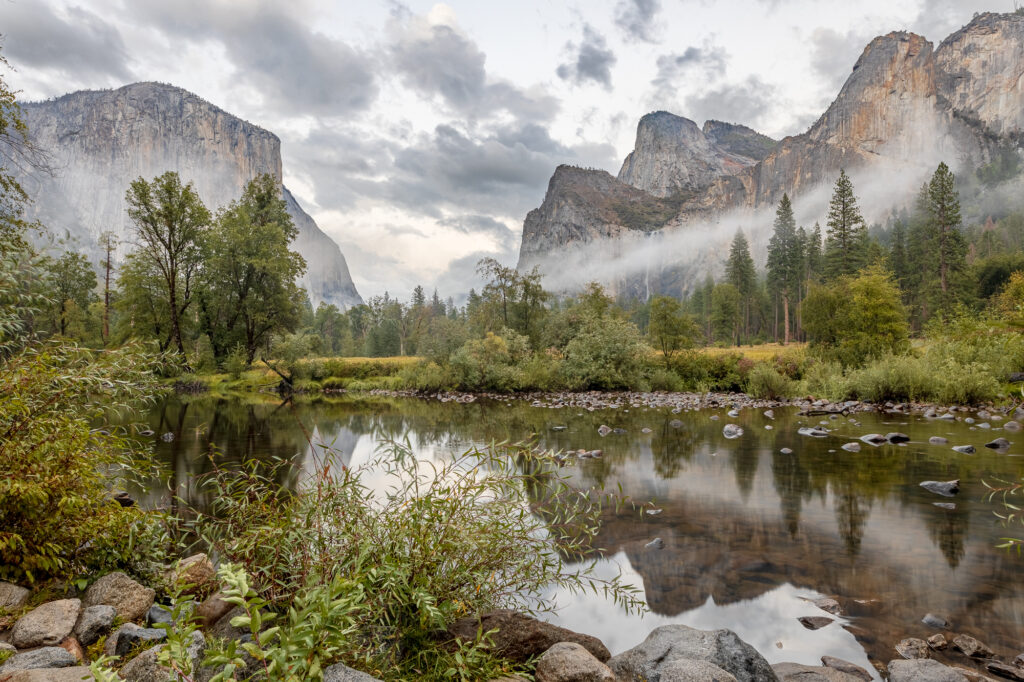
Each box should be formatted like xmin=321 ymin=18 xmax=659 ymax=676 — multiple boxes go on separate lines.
xmin=725 ymin=231 xmax=756 ymax=343
xmin=125 ymin=171 xmax=211 ymax=357
xmin=47 ymin=251 xmax=96 ymax=337
xmin=711 ymin=283 xmax=741 ymax=346
xmin=824 ymin=170 xmax=868 ymax=279
xmin=98 ymin=231 xmax=117 ymax=344
xmin=199 ymin=174 xmax=306 ymax=364
xmin=648 ymin=295 xmax=700 ymax=368
xmin=927 ymin=161 xmax=967 ymax=307
xmin=766 ymin=194 xmax=801 ymax=344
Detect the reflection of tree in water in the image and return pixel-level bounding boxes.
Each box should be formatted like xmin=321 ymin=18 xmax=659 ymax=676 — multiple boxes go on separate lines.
xmin=649 ymin=419 xmax=696 ymax=479
xmin=729 ymin=441 xmax=759 ymax=501
xmin=771 ymin=450 xmax=811 ymax=537
xmin=833 ymin=485 xmax=870 ymax=557
xmin=926 ymin=505 xmax=969 ymax=569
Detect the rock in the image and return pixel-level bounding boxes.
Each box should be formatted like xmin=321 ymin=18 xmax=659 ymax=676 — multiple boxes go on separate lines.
xmin=646 ymin=538 xmax=665 ymax=550
xmin=0 ymin=647 xmax=77 ymax=672
xmin=167 ymin=553 xmax=216 ymax=594
xmin=985 ymin=438 xmax=1011 ymax=450
xmin=773 ymin=662 xmax=864 ymax=681
xmin=613 ymin=428 xmax=628 ymax=434
xmin=552 ymin=425 xmax=568 ymax=431
xmin=895 ymin=637 xmax=930 ymax=659
xmin=73 ymin=604 xmax=116 ymax=646
xmin=841 ymin=442 xmax=861 ymax=452
xmin=798 ymin=427 xmax=829 ymax=438
xmin=922 ymin=613 xmax=950 ymax=628
xmin=1 ymin=668 xmax=94 ymax=682
xmin=323 ymin=663 xmax=384 ymax=681
xmin=811 ymin=598 xmax=841 ymax=615
xmin=888 ymin=659 xmax=968 ymax=681
xmin=196 ymin=591 xmax=233 ymax=629
xmin=952 ymin=634 xmax=994 ymax=658
xmin=798 ymin=616 xmax=833 ymax=630
xmin=0 ymin=643 xmax=14 ymax=654
xmin=536 ymin=642 xmax=615 ymax=682
xmin=723 ymin=424 xmax=744 ymax=439
xmin=657 ymin=659 xmax=738 ymax=681
xmin=83 ymin=572 xmax=155 ymax=622
xmin=114 ymin=625 xmax=167 ymax=657
xmin=119 ymin=631 xmax=204 ymax=682
xmin=59 ymin=636 xmax=84 ymax=662
xmin=764 ymin=410 xmax=775 ymax=419
xmin=670 ymin=419 xmax=684 ymax=428
xmin=11 ymin=598 xmax=81 ymax=648
xmin=641 ymin=427 xmax=653 ymax=434
xmin=934 ymin=502 xmax=957 ymax=510
xmin=938 ymin=413 xmax=956 ymax=421
xmin=887 ymin=432 xmax=911 ymax=443
xmin=928 ymin=634 xmax=949 ymax=649
xmin=449 ymin=610 xmax=610 ymax=664
xmin=820 ymin=657 xmax=872 ymax=681
xmin=860 ymin=433 xmax=887 ymax=444
xmin=780 ymin=448 xmax=794 ymax=454
xmin=986 ymin=661 xmax=1024 ymax=681
xmin=930 ymin=436 xmax=950 ymax=445
xmin=607 ymin=624 xmax=779 ymax=682
xmin=953 ymin=445 xmax=976 ymax=454
xmin=1003 ymin=421 xmax=1021 ymax=431
xmin=0 ymin=582 xmax=30 ymax=611
xmin=920 ymin=480 xmax=959 ymax=497
xmin=208 ymin=605 xmax=250 ymax=641
xmin=146 ymin=604 xmax=174 ymax=627
xmin=598 ymin=425 xmax=612 ymax=437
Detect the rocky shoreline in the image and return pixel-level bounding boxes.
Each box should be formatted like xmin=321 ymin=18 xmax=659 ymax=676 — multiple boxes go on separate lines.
xmin=3 ymin=555 xmax=1024 ymax=681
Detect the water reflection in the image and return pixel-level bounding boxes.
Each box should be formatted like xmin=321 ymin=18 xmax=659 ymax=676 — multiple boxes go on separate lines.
xmin=122 ymin=395 xmax=1024 ymax=675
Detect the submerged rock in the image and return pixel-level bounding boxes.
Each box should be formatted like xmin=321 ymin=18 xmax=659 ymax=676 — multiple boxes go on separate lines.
xmin=985 ymin=437 xmax=1011 ymax=450
xmin=920 ymin=480 xmax=959 ymax=497
xmin=860 ymin=433 xmax=887 ymax=445
xmin=597 ymin=425 xmax=612 ymax=436
xmin=780 ymin=448 xmax=794 ymax=454
xmin=723 ymin=424 xmax=744 ymax=439
xmin=841 ymin=442 xmax=861 ymax=452
xmin=895 ymin=637 xmax=930 ymax=659
xmin=646 ymin=538 xmax=665 ymax=550
xmin=449 ymin=610 xmax=610 ymax=664
xmin=798 ymin=616 xmax=833 ymax=630
xmin=986 ymin=661 xmax=1024 ymax=681
xmin=952 ymin=633 xmax=994 ymax=658
xmin=886 ymin=432 xmax=911 ymax=443
xmin=930 ymin=436 xmax=949 ymax=445
xmin=820 ymin=656 xmax=872 ymax=681
xmin=798 ymin=427 xmax=829 ymax=437
xmin=888 ymin=659 xmax=967 ymax=681
xmin=922 ymin=613 xmax=950 ymax=628
xmin=952 ymin=445 xmax=976 ymax=454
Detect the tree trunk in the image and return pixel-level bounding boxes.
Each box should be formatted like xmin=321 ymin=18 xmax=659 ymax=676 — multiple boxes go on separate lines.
xmin=782 ymin=292 xmax=790 ymax=345
xmin=103 ymin=256 xmax=111 ymax=343
xmin=60 ymin=299 xmax=67 ymax=337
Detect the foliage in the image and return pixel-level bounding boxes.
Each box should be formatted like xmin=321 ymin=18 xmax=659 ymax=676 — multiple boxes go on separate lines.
xmin=647 ymin=295 xmax=700 ymax=368
xmin=449 ymin=330 xmax=528 ymax=392
xmin=746 ymin=364 xmax=797 ymax=400
xmin=824 ymin=169 xmax=868 ymax=279
xmin=561 ymin=317 xmax=649 ymax=390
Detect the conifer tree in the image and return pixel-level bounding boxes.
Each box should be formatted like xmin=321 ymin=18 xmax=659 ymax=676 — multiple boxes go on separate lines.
xmin=767 ymin=194 xmax=801 ymax=344
xmin=927 ymin=161 xmax=966 ymax=306
xmin=806 ymin=222 xmax=824 ymax=283
xmin=824 ymin=169 xmax=867 ymax=279
xmin=726 ymin=230 xmax=757 ymax=344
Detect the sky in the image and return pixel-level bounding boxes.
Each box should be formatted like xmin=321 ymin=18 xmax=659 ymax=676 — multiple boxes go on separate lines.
xmin=0 ymin=0 xmax=1004 ymax=299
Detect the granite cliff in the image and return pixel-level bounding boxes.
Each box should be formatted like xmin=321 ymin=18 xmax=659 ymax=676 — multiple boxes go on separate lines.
xmin=518 ymin=12 xmax=1024 ymax=297
xmin=19 ymin=82 xmax=362 ymax=310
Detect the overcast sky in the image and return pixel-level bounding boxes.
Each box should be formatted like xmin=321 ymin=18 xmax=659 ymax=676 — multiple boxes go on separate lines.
xmin=0 ymin=0 xmax=1002 ymax=299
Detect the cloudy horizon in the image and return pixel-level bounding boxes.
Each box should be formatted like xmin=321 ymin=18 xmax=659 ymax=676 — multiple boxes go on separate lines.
xmin=0 ymin=0 xmax=1002 ymax=300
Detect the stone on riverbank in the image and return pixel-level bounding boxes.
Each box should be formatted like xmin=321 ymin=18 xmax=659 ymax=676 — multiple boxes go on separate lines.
xmin=820 ymin=657 xmax=872 ymax=681
xmin=887 ymin=659 xmax=968 ymax=681
xmin=772 ymin=662 xmax=865 ymax=681
xmin=895 ymin=638 xmax=930 ymax=659
xmin=952 ymin=633 xmax=994 ymax=658
xmin=986 ymin=661 xmax=1024 ymax=681
xmin=607 ymin=624 xmax=778 ymax=682
xmin=449 ymin=610 xmax=610 ymax=664
xmin=1 ymin=667 xmax=93 ymax=681
xmin=11 ymin=598 xmax=81 ymax=648
xmin=118 ymin=631 xmax=204 ymax=682
xmin=83 ymin=572 xmax=155 ymax=622
xmin=920 ymin=480 xmax=959 ymax=497
xmin=166 ymin=553 xmax=216 ymax=595
xmin=196 ymin=591 xmax=233 ymax=628
xmin=535 ymin=642 xmax=614 ymax=682
xmin=74 ymin=604 xmax=116 ymax=646
xmin=114 ymin=625 xmax=167 ymax=656
xmin=323 ymin=663 xmax=384 ymax=681
xmin=0 ymin=646 xmax=77 ymax=672
xmin=0 ymin=581 xmax=30 ymax=611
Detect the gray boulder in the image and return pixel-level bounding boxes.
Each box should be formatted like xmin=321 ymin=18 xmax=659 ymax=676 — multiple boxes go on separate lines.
xmin=536 ymin=642 xmax=615 ymax=682
xmin=951 ymin=633 xmax=993 ymax=658
xmin=83 ymin=572 xmax=155 ymax=622
xmin=929 ymin=436 xmax=949 ymax=445
xmin=607 ymin=624 xmax=779 ymax=682
xmin=322 ymin=663 xmax=384 ymax=681
xmin=657 ymin=659 xmax=738 ymax=681
xmin=74 ymin=604 xmax=116 ymax=646
xmin=1 ymin=667 xmax=93 ymax=681
xmin=887 ymin=659 xmax=967 ymax=681
xmin=0 ymin=646 xmax=77 ymax=672
xmin=820 ymin=657 xmax=871 ymax=681
xmin=0 ymin=581 xmax=30 ymax=611
xmin=772 ymin=662 xmax=865 ymax=681
xmin=11 ymin=598 xmax=81 ymax=648
xmin=895 ymin=638 xmax=929 ymax=659
xmin=449 ymin=610 xmax=610 ymax=664
xmin=920 ymin=480 xmax=959 ymax=497
xmin=115 ymin=626 xmax=167 ymax=656
xmin=119 ymin=631 xmax=205 ymax=682
xmin=208 ymin=605 xmax=250 ymax=640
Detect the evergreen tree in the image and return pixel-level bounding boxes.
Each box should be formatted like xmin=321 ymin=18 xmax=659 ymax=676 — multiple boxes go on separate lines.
xmin=47 ymin=251 xmax=97 ymax=337
xmin=411 ymin=285 xmax=426 ymax=308
xmin=806 ymin=222 xmax=824 ymax=283
xmin=927 ymin=161 xmax=967 ymax=308
xmin=888 ymin=216 xmax=909 ymax=296
xmin=725 ymin=230 xmax=756 ymax=344
xmin=824 ymin=169 xmax=867 ymax=279
xmin=766 ymin=194 xmax=801 ymax=344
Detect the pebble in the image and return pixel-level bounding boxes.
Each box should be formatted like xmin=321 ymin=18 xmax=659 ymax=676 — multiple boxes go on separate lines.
xmin=953 ymin=445 xmax=976 ymax=454
xmin=645 ymin=538 xmax=664 ymax=550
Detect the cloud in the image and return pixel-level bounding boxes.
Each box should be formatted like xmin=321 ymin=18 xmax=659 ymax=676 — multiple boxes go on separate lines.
xmin=387 ymin=12 xmax=558 ymax=121
xmin=684 ymin=75 xmax=777 ymax=129
xmin=0 ymin=3 xmax=132 ymax=83
xmin=808 ymin=28 xmax=872 ymax=95
xmin=909 ymin=0 xmax=991 ymax=42
xmin=614 ymin=0 xmax=662 ymax=43
xmin=126 ymin=0 xmax=377 ymax=116
xmin=650 ymin=44 xmax=729 ymax=107
xmin=556 ymin=25 xmax=617 ymax=89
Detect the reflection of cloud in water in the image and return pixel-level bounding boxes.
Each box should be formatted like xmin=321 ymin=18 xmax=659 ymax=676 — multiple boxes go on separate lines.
xmin=545 ymin=552 xmax=878 ymax=679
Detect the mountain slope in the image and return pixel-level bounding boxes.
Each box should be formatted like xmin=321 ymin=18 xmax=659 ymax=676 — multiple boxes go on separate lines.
xmin=19 ymin=82 xmax=362 ymax=310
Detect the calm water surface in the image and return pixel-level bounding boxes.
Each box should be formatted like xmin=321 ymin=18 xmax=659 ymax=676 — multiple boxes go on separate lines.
xmin=128 ymin=394 xmax=1024 ymax=679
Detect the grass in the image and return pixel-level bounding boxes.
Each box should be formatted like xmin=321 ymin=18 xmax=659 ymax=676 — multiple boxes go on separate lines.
xmin=683 ymin=343 xmax=808 ymax=362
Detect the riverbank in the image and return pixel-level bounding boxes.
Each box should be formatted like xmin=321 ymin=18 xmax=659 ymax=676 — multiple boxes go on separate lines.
xmin=1 ymin=557 xmax=1019 ymax=682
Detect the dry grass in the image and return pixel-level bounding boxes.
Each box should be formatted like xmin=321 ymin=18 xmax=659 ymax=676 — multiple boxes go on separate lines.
xmin=699 ymin=342 xmax=807 ymax=361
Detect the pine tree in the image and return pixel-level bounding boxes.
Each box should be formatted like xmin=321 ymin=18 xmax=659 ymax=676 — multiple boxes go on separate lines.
xmin=766 ymin=194 xmax=801 ymax=344
xmin=726 ymin=230 xmax=757 ymax=344
xmin=887 ymin=216 xmax=909 ymax=296
xmin=806 ymin=222 xmax=824 ymax=283
xmin=824 ymin=169 xmax=867 ymax=279
xmin=927 ymin=161 xmax=966 ymax=308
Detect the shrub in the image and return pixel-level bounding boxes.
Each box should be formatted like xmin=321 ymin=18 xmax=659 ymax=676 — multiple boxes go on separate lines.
xmin=800 ymin=359 xmax=850 ymax=401
xmin=224 ymin=344 xmax=248 ymax=380
xmin=647 ymin=367 xmax=684 ymax=392
xmin=746 ymin=363 xmax=797 ymax=400
xmin=449 ymin=331 xmax=525 ymax=392
xmin=846 ymin=354 xmax=935 ymax=402
xmin=561 ymin=318 xmax=649 ymax=390
xmin=397 ymin=361 xmax=453 ymax=392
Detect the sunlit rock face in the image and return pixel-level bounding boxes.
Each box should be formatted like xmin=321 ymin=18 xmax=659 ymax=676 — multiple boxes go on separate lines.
xmin=518 ymin=12 xmax=1024 ymax=297
xmin=19 ymin=82 xmax=362 ymax=310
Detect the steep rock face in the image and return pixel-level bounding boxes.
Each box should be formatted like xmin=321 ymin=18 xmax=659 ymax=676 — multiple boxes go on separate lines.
xmin=616 ymin=112 xmax=774 ymax=198
xmin=19 ymin=82 xmax=361 ymax=309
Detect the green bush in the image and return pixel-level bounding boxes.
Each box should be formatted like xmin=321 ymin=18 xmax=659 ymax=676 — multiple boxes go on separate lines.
xmin=561 ymin=318 xmax=649 ymax=390
xmin=800 ymin=359 xmax=850 ymax=401
xmin=397 ymin=361 xmax=453 ymax=392
xmin=846 ymin=354 xmax=935 ymax=402
xmin=647 ymin=367 xmax=685 ymax=392
xmin=449 ymin=331 xmax=526 ymax=392
xmin=746 ymin=363 xmax=797 ymax=400
xmin=224 ymin=345 xmax=248 ymax=380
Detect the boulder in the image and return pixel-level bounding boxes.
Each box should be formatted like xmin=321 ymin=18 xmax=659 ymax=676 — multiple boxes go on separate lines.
xmin=196 ymin=591 xmax=233 ymax=628
xmin=1 ymin=667 xmax=93 ymax=681
xmin=887 ymin=433 xmax=911 ymax=443
xmin=930 ymin=436 xmax=950 ymax=445
xmin=607 ymin=624 xmax=779 ymax=682
xmin=860 ymin=434 xmax=887 ymax=445
xmin=772 ymin=662 xmax=864 ymax=681
xmin=1003 ymin=421 xmax=1021 ymax=431
xmin=59 ymin=636 xmax=84 ymax=662
xmin=119 ymin=631 xmax=204 ymax=682
xmin=985 ymin=438 xmax=1011 ymax=450
xmin=922 ymin=613 xmax=950 ymax=629
xmin=986 ymin=661 xmax=1024 ymax=681
xmin=166 ymin=554 xmax=216 ymax=595
xmin=812 ymin=598 xmax=841 ymax=615
xmin=820 ymin=657 xmax=872 ymax=681
xmin=0 ymin=582 xmax=30 ymax=611
xmin=115 ymin=625 xmax=167 ymax=656
xmin=146 ymin=604 xmax=174 ymax=627
xmin=536 ymin=642 xmax=615 ymax=682
xmin=723 ymin=424 xmax=744 ymax=439
xmin=208 ymin=605 xmax=250 ymax=641
xmin=323 ymin=663 xmax=384 ymax=681
xmin=841 ymin=443 xmax=861 ymax=453
xmin=11 ymin=599 xmax=81 ymax=648
xmin=83 ymin=572 xmax=155 ymax=622
xmin=74 ymin=604 xmax=116 ymax=646
xmin=449 ymin=611 xmax=609 ymax=664
xmin=952 ymin=634 xmax=994 ymax=658
xmin=927 ymin=634 xmax=948 ymax=649
xmin=887 ymin=659 xmax=968 ymax=681
xmin=953 ymin=445 xmax=976 ymax=454
xmin=104 ymin=623 xmax=149 ymax=657
xmin=895 ymin=638 xmax=930 ymax=659
xmin=797 ymin=616 xmax=833 ymax=630
xmin=0 ymin=646 xmax=77 ymax=672
xmin=657 ymin=659 xmax=738 ymax=680
xmin=920 ymin=480 xmax=959 ymax=497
